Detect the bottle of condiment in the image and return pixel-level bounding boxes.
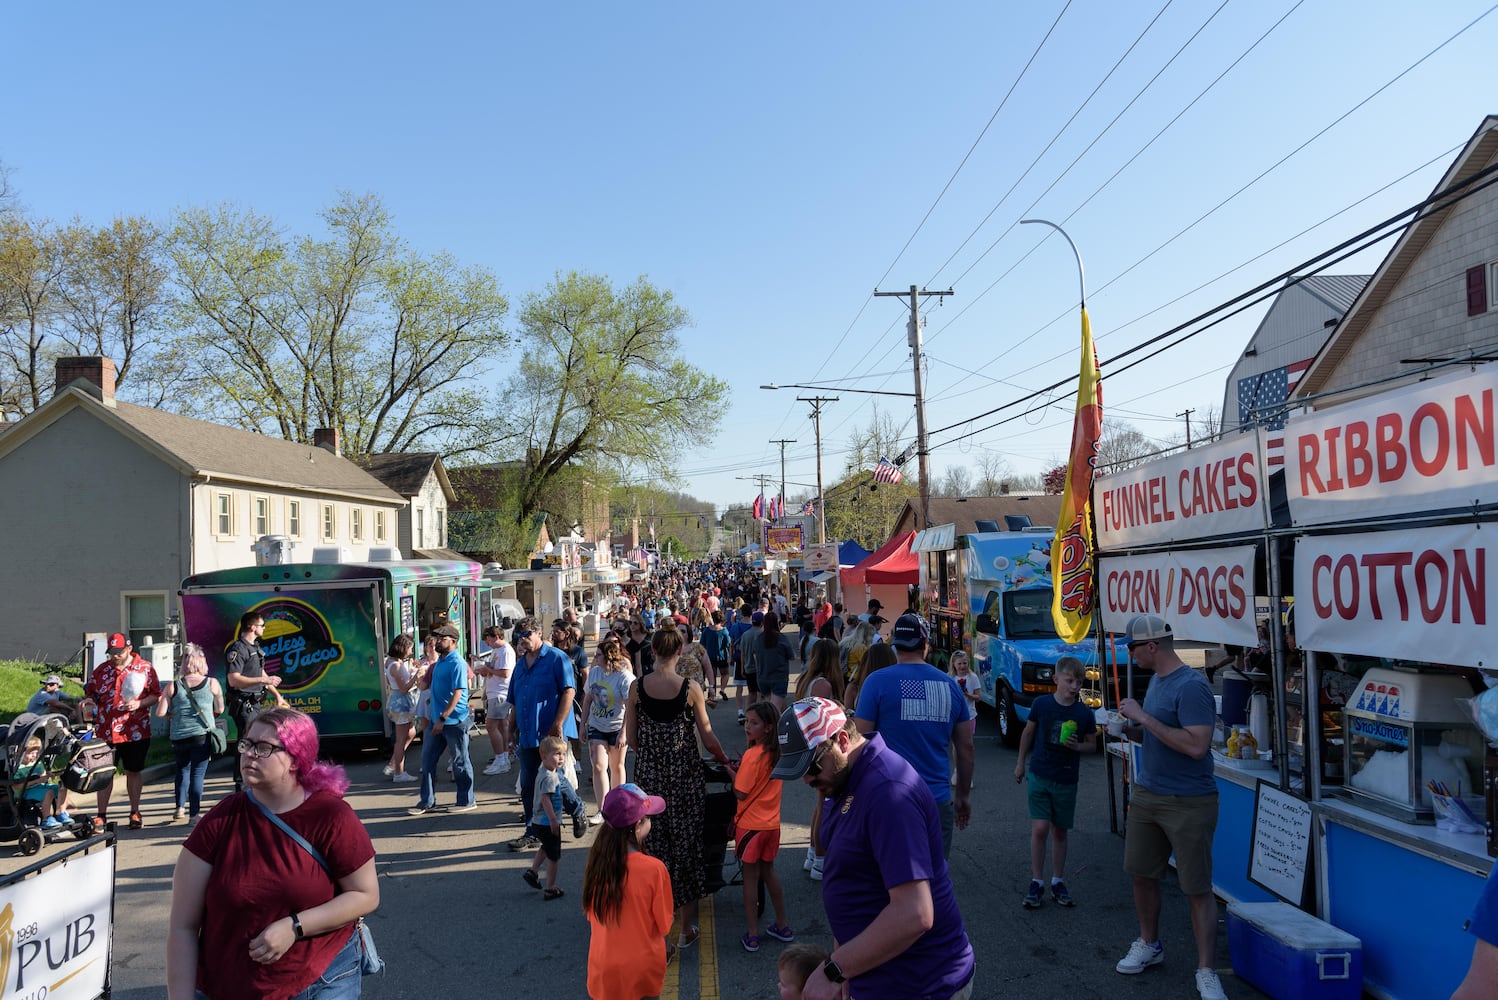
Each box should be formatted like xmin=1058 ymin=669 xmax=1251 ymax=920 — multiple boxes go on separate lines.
xmin=1226 ymin=727 xmax=1241 ymax=758
xmin=1237 ymin=726 xmax=1258 ymax=759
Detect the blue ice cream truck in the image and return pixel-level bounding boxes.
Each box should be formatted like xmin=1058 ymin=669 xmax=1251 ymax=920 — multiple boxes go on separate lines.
xmin=917 ymin=528 xmax=1122 ymax=746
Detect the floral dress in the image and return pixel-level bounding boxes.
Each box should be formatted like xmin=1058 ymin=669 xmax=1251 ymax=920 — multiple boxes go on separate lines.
xmin=634 ymin=677 xmax=704 ymax=909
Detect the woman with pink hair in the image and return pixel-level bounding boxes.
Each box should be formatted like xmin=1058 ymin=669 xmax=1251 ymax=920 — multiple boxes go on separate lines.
xmin=167 ymin=708 xmax=379 ymax=999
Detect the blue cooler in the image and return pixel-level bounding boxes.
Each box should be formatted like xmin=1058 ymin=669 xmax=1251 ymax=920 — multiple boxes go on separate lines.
xmin=1227 ymin=901 xmax=1362 ymax=1000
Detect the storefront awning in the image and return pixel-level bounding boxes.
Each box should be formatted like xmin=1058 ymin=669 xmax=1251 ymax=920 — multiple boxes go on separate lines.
xmin=797 ymin=569 xmax=836 ymax=583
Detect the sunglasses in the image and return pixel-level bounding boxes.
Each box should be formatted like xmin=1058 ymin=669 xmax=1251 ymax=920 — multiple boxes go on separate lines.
xmin=512 ymin=630 xmax=535 ymax=641
xmin=1126 ymin=639 xmax=1154 ymax=651
xmin=806 ymin=742 xmax=832 ymax=777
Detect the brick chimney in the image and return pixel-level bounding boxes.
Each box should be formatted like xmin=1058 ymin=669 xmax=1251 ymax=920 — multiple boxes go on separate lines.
xmin=312 ymin=428 xmax=341 ymax=456
xmin=55 ymin=356 xmax=117 ymax=406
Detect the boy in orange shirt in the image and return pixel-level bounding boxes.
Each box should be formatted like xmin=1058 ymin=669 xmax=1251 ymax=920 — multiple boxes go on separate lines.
xmin=735 ymin=701 xmax=794 ymax=952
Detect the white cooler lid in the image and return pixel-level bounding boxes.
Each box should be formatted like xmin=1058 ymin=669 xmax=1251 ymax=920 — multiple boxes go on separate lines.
xmin=1228 ymin=901 xmax=1361 ymax=950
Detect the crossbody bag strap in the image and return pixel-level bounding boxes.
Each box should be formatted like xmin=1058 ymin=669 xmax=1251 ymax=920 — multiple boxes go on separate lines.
xmin=187 ymin=682 xmax=215 ymax=733
xmin=245 ymin=789 xmax=331 ymax=876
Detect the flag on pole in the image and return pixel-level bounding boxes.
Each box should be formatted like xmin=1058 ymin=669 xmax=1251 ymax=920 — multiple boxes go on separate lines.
xmin=1050 ymin=306 xmax=1102 ymax=645
xmin=802 ymin=500 xmax=816 ymax=515
xmin=752 ymin=494 xmax=764 ymax=520
xmin=774 ymin=496 xmax=784 ymax=519
xmin=872 ymin=456 xmax=904 ymax=484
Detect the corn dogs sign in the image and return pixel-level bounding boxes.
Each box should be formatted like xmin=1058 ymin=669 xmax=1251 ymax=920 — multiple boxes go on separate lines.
xmin=0 ymin=845 xmax=112 ymax=1000
xmin=1098 ymin=546 xmax=1258 ymax=647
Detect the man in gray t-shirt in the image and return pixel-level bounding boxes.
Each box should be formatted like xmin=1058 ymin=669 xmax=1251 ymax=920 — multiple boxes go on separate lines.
xmin=1113 ymin=615 xmax=1227 ymax=1000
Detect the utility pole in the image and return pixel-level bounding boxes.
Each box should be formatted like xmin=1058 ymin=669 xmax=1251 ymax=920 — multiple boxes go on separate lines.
xmin=874 ymin=284 xmax=952 ymax=529
xmin=769 ymin=438 xmax=796 ymax=523
xmin=1178 ymin=408 xmax=1195 ymax=449
xmin=797 ymin=396 xmax=838 ymax=545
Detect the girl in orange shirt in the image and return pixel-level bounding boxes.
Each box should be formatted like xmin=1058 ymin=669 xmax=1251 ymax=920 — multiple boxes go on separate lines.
xmin=583 ymin=784 xmax=674 ymax=1000
xmin=734 ymin=701 xmax=794 ymax=952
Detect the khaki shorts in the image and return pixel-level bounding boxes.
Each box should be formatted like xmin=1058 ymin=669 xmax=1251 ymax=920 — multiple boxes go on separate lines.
xmin=1123 ymin=787 xmax=1218 ymax=896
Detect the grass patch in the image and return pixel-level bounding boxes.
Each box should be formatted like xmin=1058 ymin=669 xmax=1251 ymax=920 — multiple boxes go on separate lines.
xmin=0 ymin=659 xmax=175 ymax=769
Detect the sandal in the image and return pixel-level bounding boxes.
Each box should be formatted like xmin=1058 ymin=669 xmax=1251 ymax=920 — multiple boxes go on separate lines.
xmin=522 ymin=869 xmax=541 ymax=890
xmin=678 ymin=925 xmax=700 ymax=949
xmin=91 ymin=816 xmax=106 ymax=834
xmin=665 ymin=942 xmax=678 ymax=965
xmin=128 ymin=813 xmax=143 ymax=830
xmin=543 ymin=886 xmax=565 ymax=900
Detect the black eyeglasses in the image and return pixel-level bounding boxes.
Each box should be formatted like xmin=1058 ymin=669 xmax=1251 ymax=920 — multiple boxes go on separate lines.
xmin=806 ymin=743 xmax=832 ymax=777
xmin=237 ymin=738 xmax=287 ymax=759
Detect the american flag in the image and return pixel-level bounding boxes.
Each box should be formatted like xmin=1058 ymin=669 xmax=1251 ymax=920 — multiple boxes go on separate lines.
xmin=801 ymin=500 xmax=816 ymax=515
xmin=1238 ymin=359 xmax=1312 ymax=468
xmin=873 ymin=456 xmax=904 ymax=484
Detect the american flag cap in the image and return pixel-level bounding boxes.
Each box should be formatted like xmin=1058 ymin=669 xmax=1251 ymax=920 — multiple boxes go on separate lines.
xmin=771 ymin=697 xmax=847 ymax=779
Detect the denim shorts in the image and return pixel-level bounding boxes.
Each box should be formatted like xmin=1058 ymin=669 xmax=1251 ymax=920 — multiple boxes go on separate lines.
xmin=196 ymin=926 xmax=361 ymax=1000
xmin=587 ymin=727 xmax=622 ymax=747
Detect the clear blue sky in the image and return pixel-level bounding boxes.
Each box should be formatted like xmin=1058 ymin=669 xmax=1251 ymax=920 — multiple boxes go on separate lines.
xmin=8 ymin=1 xmax=1496 ymax=515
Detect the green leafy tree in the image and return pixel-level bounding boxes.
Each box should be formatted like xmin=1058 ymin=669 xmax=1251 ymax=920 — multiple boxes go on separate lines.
xmin=503 ymin=271 xmax=728 ymax=524
xmin=166 ymin=192 xmax=510 ymax=458
xmin=0 ymin=214 xmax=67 ymax=418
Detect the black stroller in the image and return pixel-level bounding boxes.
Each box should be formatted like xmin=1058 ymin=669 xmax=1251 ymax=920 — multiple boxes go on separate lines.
xmin=0 ymin=713 xmax=113 ymax=855
xmin=702 ymin=758 xmax=741 ymax=894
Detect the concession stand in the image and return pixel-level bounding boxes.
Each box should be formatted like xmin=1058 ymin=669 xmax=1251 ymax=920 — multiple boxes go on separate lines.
xmin=1094 ymin=366 xmax=1498 ymax=999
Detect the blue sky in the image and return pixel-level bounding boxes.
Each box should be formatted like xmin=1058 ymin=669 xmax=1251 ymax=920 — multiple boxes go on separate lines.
xmin=7 ymin=1 xmax=1496 ymax=514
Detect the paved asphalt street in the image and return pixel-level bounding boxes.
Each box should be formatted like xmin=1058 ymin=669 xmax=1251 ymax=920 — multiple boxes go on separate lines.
xmin=8 ymin=657 xmax=1271 ymax=1000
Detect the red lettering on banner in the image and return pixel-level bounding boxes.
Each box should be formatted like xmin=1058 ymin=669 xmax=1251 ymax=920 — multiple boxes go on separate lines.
xmin=1310 ymin=547 xmax=1487 ymax=625
xmin=1105 ymin=567 xmax=1160 ymax=614
xmin=1298 ymin=390 xmax=1497 ymax=496
xmin=1237 ymin=452 xmax=1258 ymax=506
xmin=1175 ymin=564 xmax=1248 ymax=620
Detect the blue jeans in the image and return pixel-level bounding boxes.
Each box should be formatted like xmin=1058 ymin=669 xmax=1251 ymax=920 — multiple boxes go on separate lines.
xmin=173 ymin=735 xmax=212 ymax=816
xmin=196 ymin=926 xmax=361 ymax=1000
xmin=519 ymin=746 xmax=584 ymax=837
xmin=418 ymin=723 xmax=473 ymax=808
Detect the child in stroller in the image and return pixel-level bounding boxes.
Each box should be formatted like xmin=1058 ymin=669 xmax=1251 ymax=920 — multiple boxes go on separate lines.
xmin=0 ymin=713 xmax=92 ymax=854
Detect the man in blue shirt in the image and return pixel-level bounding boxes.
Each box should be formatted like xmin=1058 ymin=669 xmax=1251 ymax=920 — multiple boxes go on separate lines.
xmin=853 ymin=613 xmax=973 ymax=858
xmin=1113 ymin=615 xmax=1224 ymax=1000
xmin=408 ymin=623 xmax=475 ymax=815
xmin=507 ymin=616 xmax=579 ymax=851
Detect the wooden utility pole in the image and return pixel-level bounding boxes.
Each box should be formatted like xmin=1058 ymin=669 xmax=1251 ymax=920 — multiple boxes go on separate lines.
xmin=873 ymin=284 xmax=952 ymax=529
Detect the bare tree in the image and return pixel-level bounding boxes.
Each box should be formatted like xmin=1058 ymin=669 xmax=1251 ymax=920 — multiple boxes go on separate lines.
xmin=975 ymin=450 xmax=1013 ymax=495
xmin=938 ymin=463 xmax=973 ymax=497
xmin=0 ymin=214 xmax=67 ymax=417
xmin=1096 ymin=421 xmax=1159 ymax=472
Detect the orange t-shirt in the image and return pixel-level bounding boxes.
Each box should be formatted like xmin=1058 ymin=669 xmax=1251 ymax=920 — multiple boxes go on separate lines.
xmin=586 ymin=851 xmax=674 ymax=1000
xmin=733 ymin=744 xmax=782 ymax=833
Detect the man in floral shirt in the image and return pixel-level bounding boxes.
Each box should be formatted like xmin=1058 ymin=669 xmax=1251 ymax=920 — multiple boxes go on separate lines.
xmin=85 ymin=632 xmax=161 ymax=831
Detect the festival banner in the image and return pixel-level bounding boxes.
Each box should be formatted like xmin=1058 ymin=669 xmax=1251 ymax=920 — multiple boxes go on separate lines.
xmin=1098 ymin=546 xmax=1258 ymax=647
xmin=1095 ymin=431 xmax=1267 ymax=551
xmin=0 ymin=845 xmax=114 ymax=1000
xmin=1293 ymin=523 xmax=1494 ymax=668
xmin=763 ymin=525 xmax=805 ymax=556
xmin=1051 ymin=306 xmax=1102 ymax=644
xmin=1285 ymin=367 xmax=1498 ymax=526
xmin=803 ymin=543 xmax=839 ymax=571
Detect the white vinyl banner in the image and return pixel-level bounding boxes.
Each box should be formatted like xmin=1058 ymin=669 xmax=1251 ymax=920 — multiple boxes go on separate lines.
xmin=1294 ymin=524 xmax=1495 ymax=668
xmin=1098 ymin=546 xmax=1258 ymax=646
xmin=1286 ymin=367 xmax=1498 ymax=526
xmin=1095 ymin=432 xmax=1268 ymax=551
xmin=0 ymin=844 xmax=113 ymax=1000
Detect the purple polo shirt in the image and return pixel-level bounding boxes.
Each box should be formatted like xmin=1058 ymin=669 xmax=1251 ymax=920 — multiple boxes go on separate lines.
xmin=819 ymin=733 xmax=975 ymax=999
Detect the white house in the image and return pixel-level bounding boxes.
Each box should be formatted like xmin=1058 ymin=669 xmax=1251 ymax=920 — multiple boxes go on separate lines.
xmin=0 ymin=357 xmax=406 ymax=663
xmin=359 ymin=452 xmax=460 ymax=557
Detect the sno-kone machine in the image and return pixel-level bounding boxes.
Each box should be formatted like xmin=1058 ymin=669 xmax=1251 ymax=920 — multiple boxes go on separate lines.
xmin=1342 ymin=667 xmax=1484 ymax=824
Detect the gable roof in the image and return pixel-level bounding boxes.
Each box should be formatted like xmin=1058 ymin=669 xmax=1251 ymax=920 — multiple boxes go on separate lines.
xmin=1296 ymin=115 xmax=1498 ymax=399
xmin=1296 ymin=273 xmax=1368 ymax=314
xmin=891 ymin=494 xmax=1063 ymax=537
xmin=0 ymin=387 xmax=403 ymax=503
xmin=361 ymin=452 xmax=455 ymax=501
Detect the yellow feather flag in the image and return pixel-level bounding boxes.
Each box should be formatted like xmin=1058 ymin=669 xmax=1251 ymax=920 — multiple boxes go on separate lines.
xmin=1051 ymin=306 xmax=1102 ymax=644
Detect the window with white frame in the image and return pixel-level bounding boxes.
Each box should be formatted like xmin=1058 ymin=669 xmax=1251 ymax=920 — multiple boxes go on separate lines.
xmin=437 ymin=508 xmax=446 ymax=548
xmin=288 ymin=500 xmax=302 ymax=538
xmin=416 ymin=508 xmax=426 ymax=548
xmin=375 ymin=509 xmax=387 ymax=543
xmin=322 ymin=503 xmax=336 ymax=540
xmin=214 ymin=492 xmax=234 ymax=536
xmin=253 ymin=495 xmax=270 ymax=537
xmin=123 ymin=592 xmax=167 ymax=650
xmin=352 ymin=507 xmax=364 ymax=541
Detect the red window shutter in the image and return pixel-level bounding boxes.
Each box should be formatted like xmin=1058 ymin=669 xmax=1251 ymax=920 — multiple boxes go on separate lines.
xmin=1468 ymin=264 xmax=1488 ymax=316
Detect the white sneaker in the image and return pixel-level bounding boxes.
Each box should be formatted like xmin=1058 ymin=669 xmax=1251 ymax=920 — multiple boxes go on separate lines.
xmin=803 ymin=848 xmax=815 ymax=871
xmin=1195 ymin=968 xmax=1228 ymax=1000
xmin=483 ymin=758 xmax=506 ymax=775
xmin=809 ymin=858 xmax=823 ymax=881
xmin=497 ymin=755 xmax=512 ymax=773
xmin=392 ymin=772 xmax=418 ymax=783
xmin=589 ymin=813 xmax=604 ymax=826
xmin=381 ymin=764 xmax=394 ymax=777
xmin=1116 ymin=938 xmax=1164 ymax=974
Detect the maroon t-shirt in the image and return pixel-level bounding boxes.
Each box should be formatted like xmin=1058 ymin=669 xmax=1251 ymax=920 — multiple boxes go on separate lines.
xmin=185 ymin=790 xmax=375 ymax=1000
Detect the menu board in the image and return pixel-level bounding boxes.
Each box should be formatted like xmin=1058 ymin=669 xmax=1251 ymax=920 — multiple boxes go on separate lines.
xmin=1248 ymin=780 xmax=1314 ymax=906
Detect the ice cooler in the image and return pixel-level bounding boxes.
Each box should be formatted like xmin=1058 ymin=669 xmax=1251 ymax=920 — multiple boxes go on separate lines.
xmin=1227 ymin=901 xmax=1362 ymax=1000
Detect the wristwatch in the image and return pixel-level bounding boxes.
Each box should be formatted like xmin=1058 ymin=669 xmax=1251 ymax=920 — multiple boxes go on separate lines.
xmin=822 ymin=957 xmax=846 ymax=983
xmin=290 ymin=912 xmax=305 ymax=940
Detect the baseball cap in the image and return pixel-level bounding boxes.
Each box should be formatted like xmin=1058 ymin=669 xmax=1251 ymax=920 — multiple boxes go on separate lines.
xmin=1124 ymin=614 xmax=1172 ymax=644
xmin=868 ymin=598 xmax=883 ymax=610
xmin=106 ymin=632 xmax=131 ymax=653
xmin=600 ymin=782 xmax=666 ymax=829
xmin=889 ymin=613 xmax=931 ymax=651
xmin=42 ymin=675 xmax=63 ymax=686
xmin=751 ymin=610 xmax=765 ymax=625
xmin=429 ymin=624 xmax=460 ymax=640
xmin=771 ymin=698 xmax=848 ymax=780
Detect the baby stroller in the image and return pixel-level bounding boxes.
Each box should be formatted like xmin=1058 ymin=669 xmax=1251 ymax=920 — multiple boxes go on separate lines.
xmin=702 ymin=758 xmax=740 ymax=894
xmin=0 ymin=713 xmax=103 ymax=855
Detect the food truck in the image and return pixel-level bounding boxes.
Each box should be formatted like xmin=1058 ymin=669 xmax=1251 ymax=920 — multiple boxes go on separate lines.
xmin=180 ymin=559 xmax=507 ymax=743
xmin=914 ymin=525 xmax=1117 ymax=746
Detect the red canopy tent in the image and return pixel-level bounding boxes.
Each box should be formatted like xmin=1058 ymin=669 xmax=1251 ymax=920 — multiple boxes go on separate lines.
xmin=840 ymin=532 xmax=916 ymax=631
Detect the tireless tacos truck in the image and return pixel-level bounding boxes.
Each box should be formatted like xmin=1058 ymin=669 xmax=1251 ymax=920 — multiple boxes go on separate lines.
xmin=916 ymin=526 xmax=1121 ymax=747
xmin=180 ymin=559 xmax=503 ymax=742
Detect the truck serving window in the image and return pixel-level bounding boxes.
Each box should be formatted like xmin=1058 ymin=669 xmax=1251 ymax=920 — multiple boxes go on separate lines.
xmin=1003 ymin=590 xmax=1060 ymax=641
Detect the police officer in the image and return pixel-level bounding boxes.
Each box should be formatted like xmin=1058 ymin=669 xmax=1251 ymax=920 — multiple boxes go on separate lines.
xmin=225 ymin=610 xmax=285 ymax=792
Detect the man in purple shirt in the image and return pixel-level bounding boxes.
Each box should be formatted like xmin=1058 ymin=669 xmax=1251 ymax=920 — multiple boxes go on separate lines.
xmin=773 ymin=697 xmax=975 ymax=1000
